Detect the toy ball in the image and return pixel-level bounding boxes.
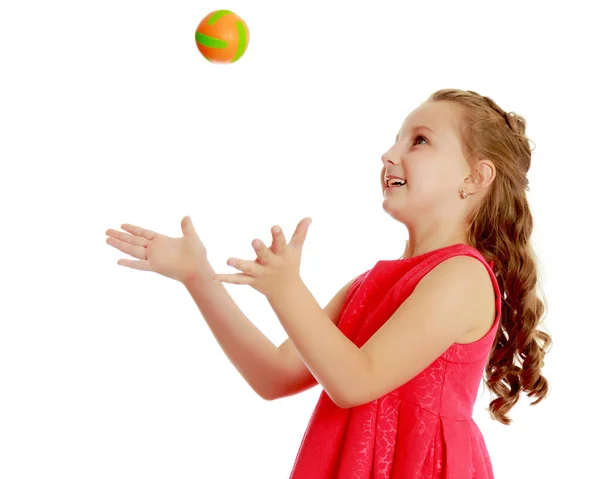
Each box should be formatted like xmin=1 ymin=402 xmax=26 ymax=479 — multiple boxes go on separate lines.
xmin=195 ymin=10 xmax=249 ymax=64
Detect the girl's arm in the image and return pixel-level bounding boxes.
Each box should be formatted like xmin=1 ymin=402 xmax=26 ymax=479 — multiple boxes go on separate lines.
xmin=269 ymin=275 xmax=357 ymax=399
xmin=267 ymin=256 xmax=491 ymax=408
xmin=183 ymin=265 xmax=358 ymax=400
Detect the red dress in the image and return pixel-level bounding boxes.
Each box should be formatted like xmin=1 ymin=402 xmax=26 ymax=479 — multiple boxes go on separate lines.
xmin=289 ymin=243 xmax=501 ymax=478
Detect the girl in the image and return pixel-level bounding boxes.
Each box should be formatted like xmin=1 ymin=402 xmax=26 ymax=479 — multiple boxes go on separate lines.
xmin=105 ymin=89 xmax=552 ymax=478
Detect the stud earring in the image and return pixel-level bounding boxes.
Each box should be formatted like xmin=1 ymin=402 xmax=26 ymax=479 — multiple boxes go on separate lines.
xmin=459 ymin=188 xmax=468 ymax=199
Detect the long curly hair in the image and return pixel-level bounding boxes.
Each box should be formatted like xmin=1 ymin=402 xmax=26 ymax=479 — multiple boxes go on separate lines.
xmin=428 ymin=89 xmax=552 ymax=425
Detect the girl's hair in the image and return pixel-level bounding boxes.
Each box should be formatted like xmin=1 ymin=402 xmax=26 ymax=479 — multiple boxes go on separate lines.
xmin=428 ymin=89 xmax=552 ymax=425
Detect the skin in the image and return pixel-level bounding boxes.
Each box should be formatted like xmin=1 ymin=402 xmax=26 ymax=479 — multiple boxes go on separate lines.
xmin=380 ymin=100 xmax=495 ymax=259
xmin=214 ymin=100 xmax=499 ymax=408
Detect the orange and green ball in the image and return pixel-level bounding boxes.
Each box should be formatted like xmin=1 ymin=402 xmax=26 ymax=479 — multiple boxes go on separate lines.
xmin=195 ymin=10 xmax=249 ymax=64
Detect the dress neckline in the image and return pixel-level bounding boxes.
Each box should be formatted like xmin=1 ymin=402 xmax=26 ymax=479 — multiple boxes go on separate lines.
xmin=377 ymin=242 xmax=472 ymax=264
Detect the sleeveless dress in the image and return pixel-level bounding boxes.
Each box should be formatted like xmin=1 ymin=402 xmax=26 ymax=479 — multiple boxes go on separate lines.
xmin=289 ymin=243 xmax=501 ymax=478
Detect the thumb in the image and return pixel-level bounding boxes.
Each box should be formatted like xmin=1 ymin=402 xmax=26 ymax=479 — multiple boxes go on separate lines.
xmin=181 ymin=216 xmax=197 ymax=236
xmin=290 ymin=217 xmax=312 ymax=248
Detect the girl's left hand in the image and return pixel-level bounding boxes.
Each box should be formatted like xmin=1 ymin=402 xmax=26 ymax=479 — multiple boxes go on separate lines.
xmin=213 ymin=217 xmax=312 ymax=299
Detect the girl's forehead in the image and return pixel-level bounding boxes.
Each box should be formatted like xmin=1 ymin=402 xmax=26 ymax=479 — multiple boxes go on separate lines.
xmin=399 ymin=102 xmax=462 ymax=137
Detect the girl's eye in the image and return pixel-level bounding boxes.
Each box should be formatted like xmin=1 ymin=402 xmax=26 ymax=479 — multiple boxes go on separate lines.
xmin=413 ymin=134 xmax=428 ymax=146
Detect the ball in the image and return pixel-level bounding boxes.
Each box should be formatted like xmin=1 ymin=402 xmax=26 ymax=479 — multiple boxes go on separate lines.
xmin=195 ymin=10 xmax=249 ymax=64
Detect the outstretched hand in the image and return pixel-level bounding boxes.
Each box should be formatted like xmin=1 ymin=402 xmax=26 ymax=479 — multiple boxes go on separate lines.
xmin=213 ymin=217 xmax=312 ymax=299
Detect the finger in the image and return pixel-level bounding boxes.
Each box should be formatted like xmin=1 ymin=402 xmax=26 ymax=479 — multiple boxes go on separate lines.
xmin=117 ymin=259 xmax=152 ymax=271
xmin=106 ymin=237 xmax=148 ymax=260
xmin=120 ymin=224 xmax=158 ymax=241
xmin=106 ymin=229 xmax=149 ymax=247
xmin=289 ymin=217 xmax=312 ymax=248
xmin=227 ymin=257 xmax=261 ymax=276
xmin=270 ymin=225 xmax=287 ymax=254
xmin=213 ymin=273 xmax=252 ymax=285
xmin=252 ymin=239 xmax=274 ymax=264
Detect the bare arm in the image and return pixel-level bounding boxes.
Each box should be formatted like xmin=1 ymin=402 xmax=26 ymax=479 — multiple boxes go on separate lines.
xmin=269 ymin=275 xmax=358 ymax=400
xmin=183 ymin=266 xmax=357 ymax=401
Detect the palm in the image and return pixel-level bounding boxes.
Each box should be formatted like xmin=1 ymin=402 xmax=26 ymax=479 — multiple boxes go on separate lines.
xmin=105 ymin=216 xmax=208 ymax=283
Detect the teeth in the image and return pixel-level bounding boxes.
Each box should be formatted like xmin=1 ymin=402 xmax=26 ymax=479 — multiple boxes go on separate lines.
xmin=387 ymin=177 xmax=406 ymax=187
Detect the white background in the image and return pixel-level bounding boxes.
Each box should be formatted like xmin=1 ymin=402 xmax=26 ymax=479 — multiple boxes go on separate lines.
xmin=1 ymin=0 xmax=598 ymax=477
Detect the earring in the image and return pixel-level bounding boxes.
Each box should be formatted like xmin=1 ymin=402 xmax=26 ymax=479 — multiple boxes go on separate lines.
xmin=459 ymin=188 xmax=468 ymax=199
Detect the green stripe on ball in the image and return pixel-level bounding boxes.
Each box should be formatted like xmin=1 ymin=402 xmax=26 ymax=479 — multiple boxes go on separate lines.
xmin=195 ymin=31 xmax=227 ymax=49
xmin=208 ymin=10 xmax=233 ymax=25
xmin=231 ymin=21 xmax=248 ymax=62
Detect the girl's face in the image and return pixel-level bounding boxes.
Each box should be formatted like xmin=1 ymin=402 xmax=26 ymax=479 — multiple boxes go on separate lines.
xmin=380 ymin=100 xmax=471 ymax=225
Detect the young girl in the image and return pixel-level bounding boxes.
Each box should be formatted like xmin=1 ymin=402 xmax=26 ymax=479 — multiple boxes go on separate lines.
xmin=105 ymin=89 xmax=552 ymax=478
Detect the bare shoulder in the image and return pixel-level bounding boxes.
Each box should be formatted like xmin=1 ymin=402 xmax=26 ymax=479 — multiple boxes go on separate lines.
xmin=429 ymin=255 xmax=496 ymax=344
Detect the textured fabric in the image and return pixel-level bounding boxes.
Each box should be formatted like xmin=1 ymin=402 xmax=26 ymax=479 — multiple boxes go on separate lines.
xmin=289 ymin=243 xmax=501 ymax=478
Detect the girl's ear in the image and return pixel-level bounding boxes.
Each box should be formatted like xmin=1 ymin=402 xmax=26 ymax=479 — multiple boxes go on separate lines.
xmin=474 ymin=160 xmax=496 ymax=188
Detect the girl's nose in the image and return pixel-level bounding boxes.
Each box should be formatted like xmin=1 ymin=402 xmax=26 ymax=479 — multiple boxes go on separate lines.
xmin=381 ymin=151 xmax=396 ymax=165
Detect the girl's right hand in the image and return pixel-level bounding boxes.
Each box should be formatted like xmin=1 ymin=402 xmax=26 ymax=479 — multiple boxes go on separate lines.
xmin=106 ymin=216 xmax=211 ymax=284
